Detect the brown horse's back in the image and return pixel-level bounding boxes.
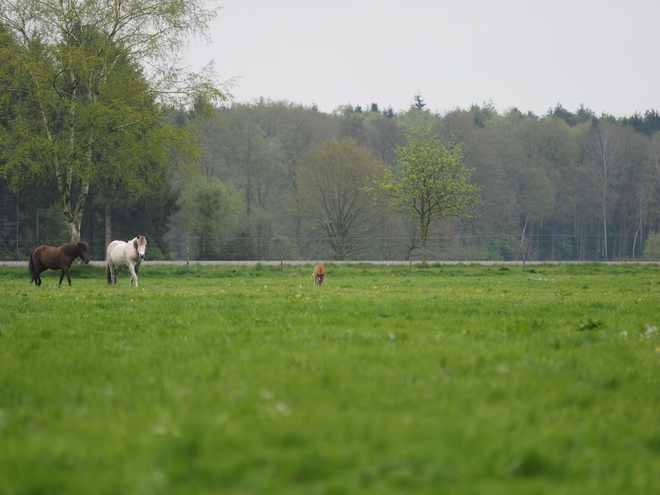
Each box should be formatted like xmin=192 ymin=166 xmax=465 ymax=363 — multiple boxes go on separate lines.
xmin=32 ymin=245 xmax=63 ymax=270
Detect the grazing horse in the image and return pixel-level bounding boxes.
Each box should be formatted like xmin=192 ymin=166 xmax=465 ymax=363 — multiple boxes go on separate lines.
xmin=106 ymin=236 xmax=147 ymax=287
xmin=29 ymin=242 xmax=90 ymax=286
xmin=311 ymin=264 xmax=326 ymax=286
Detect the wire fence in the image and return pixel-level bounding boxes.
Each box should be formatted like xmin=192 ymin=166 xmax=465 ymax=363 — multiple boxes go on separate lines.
xmin=2 ymin=232 xmax=657 ymax=263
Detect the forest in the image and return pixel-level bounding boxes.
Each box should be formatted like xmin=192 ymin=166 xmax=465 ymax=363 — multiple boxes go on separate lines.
xmin=3 ymin=96 xmax=660 ymax=263
xmin=3 ymin=0 xmax=660 ymax=263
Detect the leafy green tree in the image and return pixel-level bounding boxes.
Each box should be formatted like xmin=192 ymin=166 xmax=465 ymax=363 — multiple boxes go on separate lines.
xmin=298 ymin=139 xmax=386 ymax=260
xmin=171 ymin=177 xmax=242 ymax=260
xmin=370 ymin=128 xmax=481 ymax=264
xmin=643 ymin=232 xmax=660 ymax=260
xmin=0 ymin=0 xmax=227 ymax=242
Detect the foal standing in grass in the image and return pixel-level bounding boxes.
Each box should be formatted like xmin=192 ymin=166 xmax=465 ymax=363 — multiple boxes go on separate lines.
xmin=311 ymin=264 xmax=326 ymax=286
xmin=106 ymin=236 xmax=147 ymax=287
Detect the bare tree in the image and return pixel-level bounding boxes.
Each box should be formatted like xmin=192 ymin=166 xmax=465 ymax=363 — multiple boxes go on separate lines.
xmin=647 ymin=132 xmax=660 ymax=199
xmin=584 ymin=121 xmax=621 ymax=260
xmin=297 ymin=139 xmax=386 ymax=260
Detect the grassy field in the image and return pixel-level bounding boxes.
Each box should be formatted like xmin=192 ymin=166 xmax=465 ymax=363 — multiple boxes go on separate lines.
xmin=1 ymin=262 xmax=660 ymax=494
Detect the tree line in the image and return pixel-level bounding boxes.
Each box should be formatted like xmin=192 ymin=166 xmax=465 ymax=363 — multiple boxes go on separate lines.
xmin=161 ymin=100 xmax=660 ymax=262
xmin=4 ymin=92 xmax=660 ymax=261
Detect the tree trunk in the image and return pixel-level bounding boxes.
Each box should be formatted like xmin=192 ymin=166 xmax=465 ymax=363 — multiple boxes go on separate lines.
xmin=105 ymin=201 xmax=113 ymax=250
xmin=56 ymin=149 xmax=90 ymax=243
xmin=602 ymin=191 xmax=608 ymax=261
xmin=59 ymin=178 xmax=90 ymax=243
xmin=520 ymin=215 xmax=528 ymax=269
xmin=15 ymin=194 xmax=19 ymax=253
xmin=632 ymin=216 xmax=642 ymax=261
xmin=420 ymin=220 xmax=429 ymax=265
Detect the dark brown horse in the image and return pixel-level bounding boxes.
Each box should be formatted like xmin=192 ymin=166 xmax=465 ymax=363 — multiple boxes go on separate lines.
xmin=29 ymin=242 xmax=90 ymax=286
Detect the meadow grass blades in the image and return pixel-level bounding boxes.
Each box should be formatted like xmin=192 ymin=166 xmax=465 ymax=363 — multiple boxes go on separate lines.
xmin=1 ymin=262 xmax=660 ymax=494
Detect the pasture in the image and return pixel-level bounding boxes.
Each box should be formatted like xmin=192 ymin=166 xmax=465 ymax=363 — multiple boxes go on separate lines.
xmin=1 ymin=262 xmax=660 ymax=494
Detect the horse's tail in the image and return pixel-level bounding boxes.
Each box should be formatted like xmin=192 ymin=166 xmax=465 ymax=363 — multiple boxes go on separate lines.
xmin=28 ymin=251 xmax=36 ymax=284
xmin=106 ymin=260 xmax=112 ymax=285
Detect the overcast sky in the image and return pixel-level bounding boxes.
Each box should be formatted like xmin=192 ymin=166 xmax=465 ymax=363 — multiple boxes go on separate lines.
xmin=184 ymin=0 xmax=660 ymax=117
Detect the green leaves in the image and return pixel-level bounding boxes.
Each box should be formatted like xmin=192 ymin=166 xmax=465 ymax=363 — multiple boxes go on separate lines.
xmin=0 ymin=0 xmax=228 ymax=241
xmin=172 ymin=176 xmax=243 ymax=260
xmin=370 ymin=128 xmax=481 ymax=263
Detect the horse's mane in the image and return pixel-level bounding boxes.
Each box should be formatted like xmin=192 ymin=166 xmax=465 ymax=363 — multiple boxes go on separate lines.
xmin=61 ymin=242 xmax=87 ymax=255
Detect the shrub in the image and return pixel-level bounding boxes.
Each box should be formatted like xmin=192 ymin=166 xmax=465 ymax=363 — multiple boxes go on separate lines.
xmin=644 ymin=232 xmax=660 ymax=260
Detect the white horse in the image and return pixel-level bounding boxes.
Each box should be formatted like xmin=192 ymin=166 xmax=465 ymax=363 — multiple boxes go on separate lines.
xmin=106 ymin=236 xmax=147 ymax=287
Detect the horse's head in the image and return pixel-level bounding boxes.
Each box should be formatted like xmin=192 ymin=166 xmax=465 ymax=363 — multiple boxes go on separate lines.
xmin=134 ymin=236 xmax=147 ymax=260
xmin=77 ymin=242 xmax=90 ymax=264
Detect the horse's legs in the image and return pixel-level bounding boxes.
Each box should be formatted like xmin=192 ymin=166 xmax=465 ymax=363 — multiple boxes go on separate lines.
xmin=128 ymin=263 xmax=138 ymax=287
xmin=36 ymin=265 xmax=48 ymax=285
xmin=33 ymin=262 xmax=44 ymax=286
xmin=59 ymin=268 xmax=72 ymax=286
xmin=109 ymin=262 xmax=123 ymax=284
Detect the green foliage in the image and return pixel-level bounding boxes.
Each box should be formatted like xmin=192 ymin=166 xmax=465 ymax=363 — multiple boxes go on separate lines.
xmin=622 ymin=110 xmax=660 ymax=136
xmin=5 ymin=81 xmax=660 ymax=262
xmin=171 ymin=176 xmax=243 ymax=260
xmin=1 ymin=263 xmax=660 ymax=493
xmin=644 ymin=232 xmax=660 ymax=260
xmin=370 ymin=128 xmax=482 ymax=263
xmin=0 ymin=0 xmax=227 ymax=242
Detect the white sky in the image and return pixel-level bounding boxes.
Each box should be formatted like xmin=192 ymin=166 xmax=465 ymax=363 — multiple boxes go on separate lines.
xmin=184 ymin=0 xmax=660 ymax=117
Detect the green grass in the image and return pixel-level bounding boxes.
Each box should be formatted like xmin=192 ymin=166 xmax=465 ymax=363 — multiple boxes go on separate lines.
xmin=2 ymin=262 xmax=660 ymax=494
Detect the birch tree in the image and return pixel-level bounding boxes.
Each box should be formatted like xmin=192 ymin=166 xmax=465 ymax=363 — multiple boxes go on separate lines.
xmin=584 ymin=120 xmax=621 ymax=261
xmin=0 ymin=0 xmax=229 ymax=242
